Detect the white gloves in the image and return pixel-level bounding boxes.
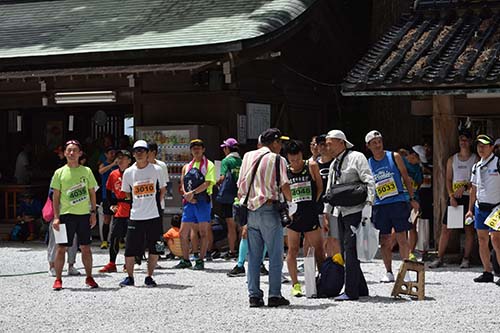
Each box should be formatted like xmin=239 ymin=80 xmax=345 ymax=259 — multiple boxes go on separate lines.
xmin=361 ymin=203 xmax=372 ymax=220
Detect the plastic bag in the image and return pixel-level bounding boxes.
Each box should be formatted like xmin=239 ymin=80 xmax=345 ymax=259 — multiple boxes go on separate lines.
xmin=352 ymin=219 xmax=379 ymax=262
xmin=304 ymin=247 xmax=317 ymax=298
xmin=416 ymin=218 xmax=430 ymax=251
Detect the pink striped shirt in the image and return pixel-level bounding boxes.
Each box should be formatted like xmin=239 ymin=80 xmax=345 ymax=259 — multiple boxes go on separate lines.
xmin=237 ymin=146 xmax=289 ymax=211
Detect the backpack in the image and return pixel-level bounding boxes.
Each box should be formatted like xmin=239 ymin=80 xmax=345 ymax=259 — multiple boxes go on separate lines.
xmin=184 ymin=167 xmax=209 ymax=202
xmin=316 ymin=257 xmax=345 ymax=298
xmin=10 ymin=222 xmax=29 ymax=241
xmin=215 ymin=170 xmax=238 ymax=204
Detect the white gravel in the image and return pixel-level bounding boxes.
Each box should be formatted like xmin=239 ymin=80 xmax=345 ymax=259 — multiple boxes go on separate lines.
xmin=0 ymin=240 xmax=499 ymax=332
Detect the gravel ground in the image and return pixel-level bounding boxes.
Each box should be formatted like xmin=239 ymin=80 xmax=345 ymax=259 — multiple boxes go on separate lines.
xmin=0 ymin=240 xmax=499 ymax=332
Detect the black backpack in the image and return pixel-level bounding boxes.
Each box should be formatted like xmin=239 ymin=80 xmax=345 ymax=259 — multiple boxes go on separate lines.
xmin=316 ymin=257 xmax=345 ymax=298
xmin=184 ymin=167 xmax=210 ymax=202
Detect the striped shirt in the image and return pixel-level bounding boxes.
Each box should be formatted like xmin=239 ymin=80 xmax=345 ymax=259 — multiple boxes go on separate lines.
xmin=237 ymin=146 xmax=289 ymax=211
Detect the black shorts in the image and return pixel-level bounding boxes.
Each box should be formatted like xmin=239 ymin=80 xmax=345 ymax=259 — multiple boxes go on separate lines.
xmin=220 ymin=203 xmax=234 ymax=219
xmin=60 ymin=214 xmax=91 ymax=246
xmin=124 ymin=218 xmax=163 ymax=257
xmin=287 ymin=211 xmax=321 ymax=233
xmin=442 ymin=196 xmax=470 ymax=225
xmin=110 ymin=217 xmax=128 ymax=240
xmin=102 ymin=200 xmax=113 ymax=216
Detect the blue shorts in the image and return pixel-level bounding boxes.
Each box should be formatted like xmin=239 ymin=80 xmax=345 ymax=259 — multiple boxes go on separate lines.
xmin=373 ymin=201 xmax=411 ymax=235
xmin=182 ymin=200 xmax=211 ymax=223
xmin=474 ymin=206 xmax=495 ymax=231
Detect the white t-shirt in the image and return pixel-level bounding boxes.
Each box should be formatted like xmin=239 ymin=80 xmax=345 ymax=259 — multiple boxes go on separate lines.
xmin=154 ymin=159 xmax=170 ymax=182
xmin=121 ymin=163 xmax=166 ymax=220
xmin=471 ymin=154 xmax=500 ymax=205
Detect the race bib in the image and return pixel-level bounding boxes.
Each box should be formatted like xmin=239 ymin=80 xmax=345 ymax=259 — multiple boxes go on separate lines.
xmin=290 ymin=181 xmax=312 ymax=203
xmin=485 ymin=206 xmax=500 ymax=231
xmin=67 ymin=183 xmax=88 ymax=205
xmin=375 ymin=177 xmax=398 ymax=200
xmin=452 ymin=181 xmax=468 ymax=192
xmin=133 ymin=179 xmax=156 ymax=199
xmin=421 ymin=174 xmax=432 ymax=188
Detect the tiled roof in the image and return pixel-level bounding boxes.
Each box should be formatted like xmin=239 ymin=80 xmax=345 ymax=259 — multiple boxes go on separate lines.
xmin=343 ymin=3 xmax=500 ymax=95
xmin=0 ymin=0 xmax=315 ymax=60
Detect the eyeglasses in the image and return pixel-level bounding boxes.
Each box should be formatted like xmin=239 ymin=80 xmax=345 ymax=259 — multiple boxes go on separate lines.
xmin=133 ymin=148 xmax=147 ymax=153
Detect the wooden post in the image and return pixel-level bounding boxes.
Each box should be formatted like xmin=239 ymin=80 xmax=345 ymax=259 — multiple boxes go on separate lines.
xmin=432 ymin=95 xmax=458 ymax=251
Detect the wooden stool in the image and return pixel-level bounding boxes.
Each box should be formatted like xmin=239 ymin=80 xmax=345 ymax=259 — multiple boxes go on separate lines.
xmin=391 ymin=260 xmax=425 ymax=300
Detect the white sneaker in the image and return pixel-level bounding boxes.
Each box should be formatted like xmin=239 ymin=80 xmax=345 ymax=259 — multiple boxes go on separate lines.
xmin=48 ymin=267 xmax=56 ymax=277
xmin=459 ymin=258 xmax=470 ymax=269
xmin=281 ymin=274 xmax=290 ymax=284
xmin=380 ymin=271 xmax=395 ymax=283
xmin=68 ymin=266 xmax=81 ymax=276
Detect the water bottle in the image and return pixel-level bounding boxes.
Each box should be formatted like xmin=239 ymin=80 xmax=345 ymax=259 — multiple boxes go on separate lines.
xmin=465 ymin=216 xmax=474 ymax=226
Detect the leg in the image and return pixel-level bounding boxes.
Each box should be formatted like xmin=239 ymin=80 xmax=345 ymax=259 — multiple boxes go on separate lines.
xmin=491 ymin=232 xmax=500 ymax=265
xmin=409 ymin=223 xmax=418 ymax=253
xmin=259 ymin=207 xmax=284 ymax=298
xmin=54 ymin=245 xmax=67 ymax=279
xmin=190 ymin=225 xmax=200 ymax=255
xmin=477 ymin=229 xmax=492 ymax=272
xmin=437 ymin=225 xmax=451 ymax=259
xmin=179 ymin=222 xmax=193 ymax=260
xmin=380 ymin=234 xmax=393 ymax=272
xmin=102 ymin=214 xmax=111 ymax=242
xmin=47 ymin=221 xmax=56 ymax=268
xmin=80 ymin=245 xmax=93 ymax=277
xmin=147 ymin=254 xmax=159 ymax=277
xmin=198 ymin=222 xmax=210 ymax=260
xmin=226 ymin=217 xmax=238 ymax=253
xmin=125 ymin=256 xmax=135 ymax=278
xmin=247 ymin=211 xmax=265 ymax=299
xmin=325 ymin=214 xmax=341 ymax=257
xmin=463 ymin=225 xmax=475 ymax=260
xmin=237 ymin=238 xmax=248 ymax=267
xmin=285 ymin=229 xmax=300 ymax=285
xmin=304 ymin=228 xmax=325 ymax=269
xmin=395 ymin=231 xmax=410 ymax=260
xmin=67 ymin=234 xmax=78 ymax=266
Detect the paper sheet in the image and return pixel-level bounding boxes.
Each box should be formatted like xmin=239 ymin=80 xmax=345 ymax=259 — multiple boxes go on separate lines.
xmin=447 ymin=205 xmax=464 ymax=229
xmin=53 ymin=224 xmax=68 ymax=244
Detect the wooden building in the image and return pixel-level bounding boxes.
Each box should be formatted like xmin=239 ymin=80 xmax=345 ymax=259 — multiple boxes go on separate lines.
xmin=0 ymin=0 xmax=372 ymax=229
xmin=343 ymin=0 xmax=500 ymax=244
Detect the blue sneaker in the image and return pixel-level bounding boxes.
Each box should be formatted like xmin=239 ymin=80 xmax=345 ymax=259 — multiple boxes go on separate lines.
xmin=119 ymin=276 xmax=135 ymax=287
xmin=144 ymin=276 xmax=157 ymax=287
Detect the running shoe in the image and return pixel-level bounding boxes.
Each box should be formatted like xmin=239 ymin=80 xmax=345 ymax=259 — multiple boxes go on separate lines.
xmin=144 ymin=276 xmax=157 ymax=288
xmin=297 ymin=263 xmax=305 ymax=273
xmin=249 ymin=297 xmax=265 ymax=308
xmin=48 ymin=267 xmax=56 ymax=277
xmin=281 ymin=274 xmax=290 ymax=284
xmin=85 ymin=277 xmax=99 ymax=289
xmin=99 ymin=262 xmax=117 ymax=273
xmin=428 ymin=258 xmax=443 ymax=269
xmin=52 ymin=278 xmax=62 ymax=291
xmin=268 ymin=296 xmax=290 ymax=307
xmin=496 ymin=278 xmax=500 ymax=287
xmin=100 ymin=241 xmax=109 ymax=250
xmin=380 ymin=271 xmax=395 ymax=283
xmin=190 ymin=253 xmax=199 ymax=261
xmin=119 ymin=276 xmax=135 ymax=287
xmin=205 ymin=253 xmax=213 ymax=262
xmin=227 ymin=265 xmax=245 ymax=277
xmin=68 ymin=266 xmax=81 ymax=276
xmin=334 ymin=293 xmax=357 ymax=301
xmin=260 ymin=264 xmax=269 ymax=276
xmin=193 ymin=259 xmax=204 ymax=270
xmin=459 ymin=258 xmax=470 ymax=269
xmin=291 ymin=283 xmax=303 ymax=297
xmin=473 ymin=272 xmax=494 ymax=283
xmin=224 ymin=251 xmax=237 ymax=260
xmin=174 ymin=259 xmax=192 ymax=269
xmin=408 ymin=252 xmax=417 ymax=262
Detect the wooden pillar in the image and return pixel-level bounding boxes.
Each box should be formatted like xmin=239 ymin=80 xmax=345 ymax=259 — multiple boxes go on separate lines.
xmin=132 ymin=78 xmax=143 ymax=136
xmin=432 ymin=95 xmax=458 ymax=251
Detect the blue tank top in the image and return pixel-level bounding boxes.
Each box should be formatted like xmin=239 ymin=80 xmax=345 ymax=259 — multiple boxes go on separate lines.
xmin=369 ymin=151 xmax=406 ymax=206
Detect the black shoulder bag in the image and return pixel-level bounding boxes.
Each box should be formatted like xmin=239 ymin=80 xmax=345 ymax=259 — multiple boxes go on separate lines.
xmin=234 ymin=152 xmax=269 ymax=226
xmin=323 ymin=150 xmax=367 ymax=207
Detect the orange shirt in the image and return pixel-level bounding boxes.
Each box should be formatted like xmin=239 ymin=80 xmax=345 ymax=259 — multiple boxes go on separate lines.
xmin=163 ymin=227 xmax=180 ymax=240
xmin=106 ymin=169 xmax=131 ymax=218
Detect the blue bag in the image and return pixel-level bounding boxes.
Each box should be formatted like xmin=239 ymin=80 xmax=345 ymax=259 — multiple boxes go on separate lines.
xmin=216 ymin=170 xmax=237 ymax=204
xmin=316 ymin=257 xmax=345 ymax=298
xmin=184 ymin=167 xmax=209 ymax=202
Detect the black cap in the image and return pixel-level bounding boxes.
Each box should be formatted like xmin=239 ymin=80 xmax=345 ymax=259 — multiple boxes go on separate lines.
xmin=117 ymin=150 xmax=132 ymax=158
xmin=260 ymin=128 xmax=288 ymax=145
xmin=190 ymin=139 xmax=205 ymax=148
xmin=458 ymin=129 xmax=472 ymax=139
xmin=476 ymin=134 xmax=494 ymax=145
xmin=147 ymin=142 xmax=158 ymax=152
xmin=316 ymin=134 xmax=327 ymax=145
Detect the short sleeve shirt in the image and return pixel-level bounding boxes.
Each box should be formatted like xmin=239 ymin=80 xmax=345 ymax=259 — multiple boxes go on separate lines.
xmin=221 ymin=155 xmax=242 ymax=180
xmin=50 ymin=165 xmax=98 ymax=215
xmin=121 ymin=163 xmax=166 ymax=220
xmin=106 ymin=169 xmax=130 ymax=218
xmin=471 ymin=154 xmax=500 ymax=204
xmin=155 ymin=159 xmax=170 ymax=183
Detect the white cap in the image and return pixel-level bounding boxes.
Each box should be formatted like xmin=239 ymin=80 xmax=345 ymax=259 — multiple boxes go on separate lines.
xmin=412 ymin=145 xmax=427 ymax=164
xmin=365 ymin=130 xmax=383 ymax=144
xmin=325 ymin=130 xmax=354 ymax=148
xmin=495 ymin=138 xmax=500 ymax=147
xmin=133 ymin=139 xmax=149 ymax=150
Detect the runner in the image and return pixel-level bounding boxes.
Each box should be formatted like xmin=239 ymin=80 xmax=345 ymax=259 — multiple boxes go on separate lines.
xmin=99 ymin=150 xmax=132 ymax=273
xmin=216 ymin=138 xmax=242 ymax=260
xmin=285 ymin=140 xmax=324 ymax=297
xmin=430 ymin=131 xmax=478 ymax=268
xmin=365 ymin=130 xmax=420 ymax=283
xmin=465 ymin=134 xmax=500 ymax=285
xmin=174 ymin=139 xmax=216 ymax=270
xmin=50 ymin=140 xmax=98 ymax=290
xmin=119 ymin=140 xmax=166 ymax=287
xmin=97 ymin=146 xmax=119 ymax=249
xmin=308 ymin=136 xmax=320 ymax=163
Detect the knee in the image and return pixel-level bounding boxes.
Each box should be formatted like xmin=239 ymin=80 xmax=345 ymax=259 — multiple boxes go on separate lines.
xmin=80 ymin=245 xmax=91 ymax=254
xmin=287 ymin=246 xmax=299 ymax=258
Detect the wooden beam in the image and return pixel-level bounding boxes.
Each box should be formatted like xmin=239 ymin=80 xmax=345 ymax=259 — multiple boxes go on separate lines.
xmin=413 ymin=98 xmax=500 ymax=116
xmin=432 ymin=95 xmax=458 ymax=251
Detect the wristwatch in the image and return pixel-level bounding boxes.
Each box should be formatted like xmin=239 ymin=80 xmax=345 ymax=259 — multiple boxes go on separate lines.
xmin=90 ymin=209 xmax=96 ymax=214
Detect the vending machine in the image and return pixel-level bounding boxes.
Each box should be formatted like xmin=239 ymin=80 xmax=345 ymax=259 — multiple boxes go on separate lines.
xmin=135 ymin=125 xmax=220 ymax=215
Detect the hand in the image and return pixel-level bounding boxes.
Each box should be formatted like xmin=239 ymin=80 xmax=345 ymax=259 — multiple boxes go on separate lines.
xmin=450 ymin=196 xmax=458 ymax=208
xmin=89 ymin=214 xmax=97 ymax=228
xmin=454 ymin=186 xmax=465 ymax=199
xmin=184 ymin=191 xmax=195 ymax=202
xmin=322 ymin=215 xmax=329 ymax=233
xmin=361 ymin=203 xmax=372 ymax=220
xmin=465 ymin=210 xmax=473 ymax=220
xmin=52 ymin=218 xmax=60 ymax=231
xmin=241 ymin=225 xmax=248 ymax=239
xmin=410 ymin=199 xmax=420 ymax=212
xmin=110 ymin=205 xmax=118 ymax=213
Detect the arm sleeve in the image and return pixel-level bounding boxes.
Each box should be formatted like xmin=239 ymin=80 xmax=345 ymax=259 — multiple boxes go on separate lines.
xmin=356 ymin=154 xmax=376 ymax=204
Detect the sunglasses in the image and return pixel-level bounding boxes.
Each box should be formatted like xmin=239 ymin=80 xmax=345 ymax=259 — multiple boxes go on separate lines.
xmin=133 ymin=148 xmax=148 ymax=153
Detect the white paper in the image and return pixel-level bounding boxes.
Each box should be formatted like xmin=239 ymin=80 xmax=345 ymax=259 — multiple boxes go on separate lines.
xmin=409 ymin=209 xmax=419 ymax=224
xmin=214 ymin=160 xmax=222 ymax=177
xmin=447 ymin=205 xmax=464 ymax=229
xmin=53 ymin=224 xmax=68 ymax=244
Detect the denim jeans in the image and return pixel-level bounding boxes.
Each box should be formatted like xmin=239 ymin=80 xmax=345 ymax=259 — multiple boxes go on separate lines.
xmin=247 ymin=204 xmax=283 ymax=299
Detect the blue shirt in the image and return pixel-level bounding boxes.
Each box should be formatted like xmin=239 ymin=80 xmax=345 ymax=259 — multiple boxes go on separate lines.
xmin=369 ymin=151 xmax=406 ymax=206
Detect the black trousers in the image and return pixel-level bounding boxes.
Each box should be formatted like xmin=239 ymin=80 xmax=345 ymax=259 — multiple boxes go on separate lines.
xmin=338 ymin=211 xmax=369 ymax=299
